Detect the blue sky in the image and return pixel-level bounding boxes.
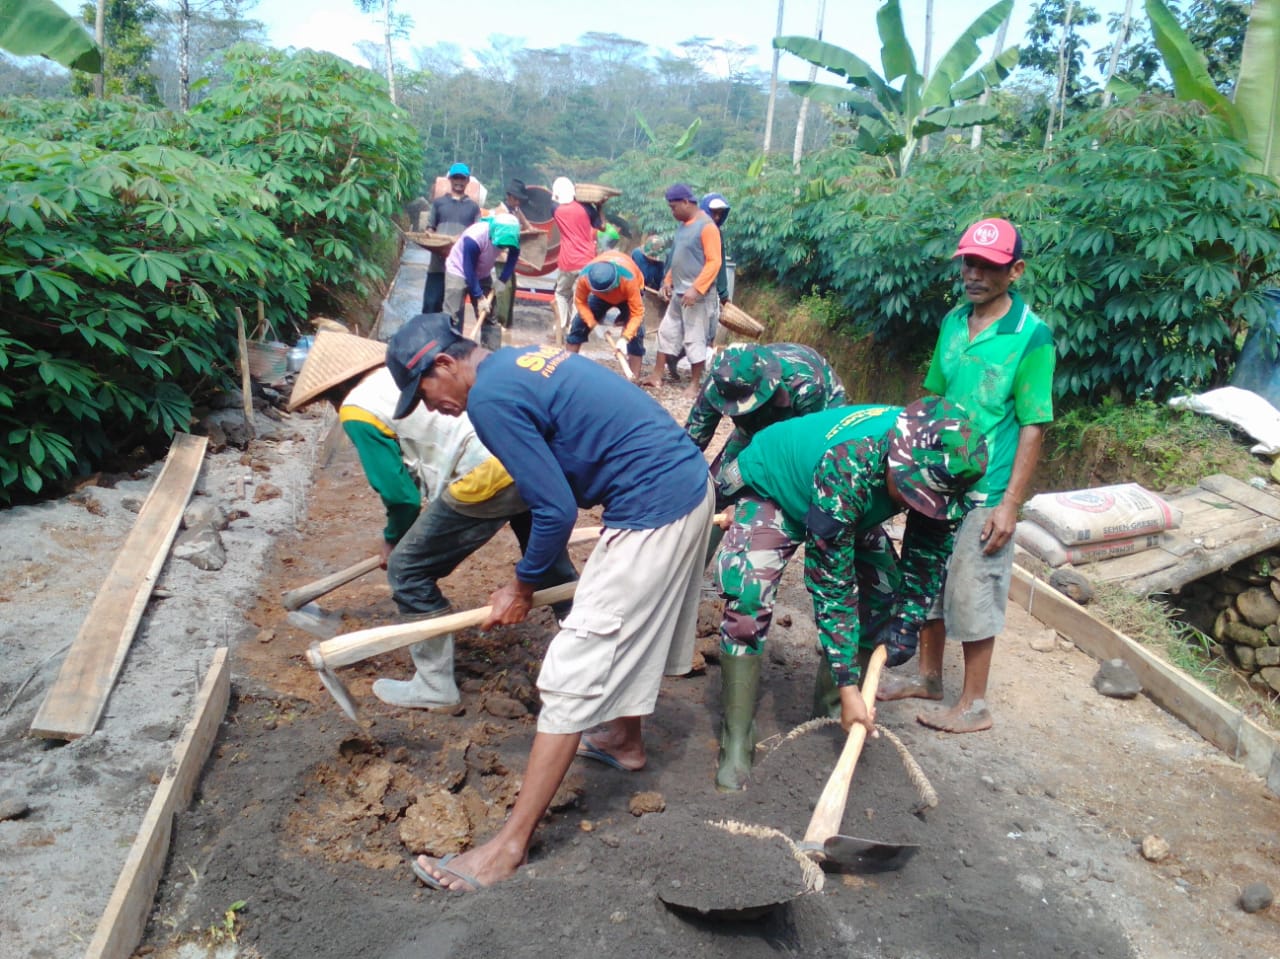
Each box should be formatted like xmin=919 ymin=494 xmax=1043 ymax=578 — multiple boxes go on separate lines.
xmin=54 ymin=0 xmax=1133 ymax=81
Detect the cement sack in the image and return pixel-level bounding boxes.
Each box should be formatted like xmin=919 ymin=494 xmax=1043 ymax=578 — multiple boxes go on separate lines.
xmin=1015 ymin=521 xmax=1164 ymax=567
xmin=1023 ymin=483 xmax=1181 ymax=545
xmin=1167 ymin=386 xmax=1280 ymax=456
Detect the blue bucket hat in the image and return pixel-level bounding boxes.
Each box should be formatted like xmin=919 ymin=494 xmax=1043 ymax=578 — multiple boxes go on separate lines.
xmin=587 ymin=261 xmax=621 ymax=292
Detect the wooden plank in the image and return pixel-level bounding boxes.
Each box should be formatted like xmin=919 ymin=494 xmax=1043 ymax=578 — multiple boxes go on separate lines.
xmin=84 ymin=649 xmax=230 ymax=959
xmin=1082 ymin=544 xmax=1181 ymax=583
xmin=1199 ymin=473 xmax=1280 ymax=521
xmin=1010 ymin=566 xmax=1280 ymax=796
xmin=30 ymin=434 xmax=208 ymax=740
xmin=1128 ymin=518 xmax=1280 ymax=595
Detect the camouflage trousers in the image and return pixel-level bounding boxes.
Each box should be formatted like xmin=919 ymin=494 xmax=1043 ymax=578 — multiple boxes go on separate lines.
xmin=716 ymin=494 xmax=900 ymax=683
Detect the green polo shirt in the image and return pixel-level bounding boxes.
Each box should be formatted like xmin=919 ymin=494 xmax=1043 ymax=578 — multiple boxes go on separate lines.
xmin=737 ymin=404 xmax=901 ymax=525
xmin=923 ymin=290 xmax=1055 ymax=506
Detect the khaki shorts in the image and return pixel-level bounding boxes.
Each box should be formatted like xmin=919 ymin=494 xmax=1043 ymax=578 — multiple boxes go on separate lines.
xmin=656 ymin=295 xmax=713 ymax=364
xmin=536 ymin=480 xmax=714 ymax=734
xmin=928 ymin=506 xmax=1014 ymax=643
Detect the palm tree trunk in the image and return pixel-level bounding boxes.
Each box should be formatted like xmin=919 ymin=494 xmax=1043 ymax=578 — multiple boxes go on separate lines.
xmin=792 ymin=0 xmax=827 ymax=168
xmin=1045 ymin=0 xmax=1076 ymax=149
xmin=763 ymin=0 xmax=785 ymax=153
xmin=383 ymin=0 xmax=397 ymax=104
xmin=1100 ymin=0 xmax=1135 ymax=108
xmin=178 ymin=0 xmax=191 ymax=112
xmin=93 ymin=0 xmax=106 ymax=97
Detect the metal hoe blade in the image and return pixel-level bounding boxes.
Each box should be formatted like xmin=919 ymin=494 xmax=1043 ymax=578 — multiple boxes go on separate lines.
xmin=314 ymin=659 xmax=361 ymax=723
xmin=820 ymin=833 xmax=918 ymax=872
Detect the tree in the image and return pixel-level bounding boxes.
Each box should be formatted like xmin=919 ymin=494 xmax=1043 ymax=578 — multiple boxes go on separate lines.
xmin=1020 ymin=0 xmax=1100 ymax=128
xmin=775 ymin=0 xmax=1021 ymax=174
xmin=353 ymin=0 xmax=410 ymax=103
xmin=1183 ymin=0 xmax=1250 ymax=92
xmin=154 ymin=0 xmax=262 ymax=111
xmin=71 ymin=0 xmax=161 ymax=101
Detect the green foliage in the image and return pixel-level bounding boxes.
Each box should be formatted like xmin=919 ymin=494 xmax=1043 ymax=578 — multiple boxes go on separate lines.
xmin=70 ymin=0 xmax=161 ymax=103
xmin=1020 ymin=0 xmax=1102 ymax=110
xmin=0 ymin=47 xmax=421 ymax=502
xmin=0 ymin=0 xmax=100 ymax=72
xmin=729 ymin=98 xmax=1280 ymax=406
xmin=1144 ymin=0 xmax=1245 ymax=140
xmin=1235 ymin=0 xmax=1280 ymax=177
xmin=775 ymin=0 xmax=1019 ymax=175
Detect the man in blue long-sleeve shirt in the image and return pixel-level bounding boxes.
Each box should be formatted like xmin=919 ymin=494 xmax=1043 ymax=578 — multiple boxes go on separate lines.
xmin=386 ymin=313 xmax=714 ymax=894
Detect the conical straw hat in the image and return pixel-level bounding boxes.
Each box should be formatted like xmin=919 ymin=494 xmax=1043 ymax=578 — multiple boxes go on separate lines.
xmin=287 ymin=331 xmax=387 ymax=412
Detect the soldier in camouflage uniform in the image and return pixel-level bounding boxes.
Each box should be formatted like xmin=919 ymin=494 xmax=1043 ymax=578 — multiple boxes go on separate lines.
xmin=711 ymin=398 xmax=987 ymax=791
xmin=685 ymin=343 xmax=846 ymax=566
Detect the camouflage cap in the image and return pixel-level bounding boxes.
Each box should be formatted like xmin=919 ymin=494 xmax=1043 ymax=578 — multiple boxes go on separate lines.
xmin=887 ymin=397 xmax=988 ymax=521
xmin=705 ymin=345 xmax=782 ymax=417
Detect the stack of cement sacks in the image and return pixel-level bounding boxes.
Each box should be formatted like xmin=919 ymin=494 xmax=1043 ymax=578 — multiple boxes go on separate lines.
xmin=1015 ymin=483 xmax=1183 ymax=567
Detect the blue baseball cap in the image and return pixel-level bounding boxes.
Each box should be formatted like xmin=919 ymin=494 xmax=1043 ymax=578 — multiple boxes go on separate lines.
xmin=386 ymin=313 xmax=462 ymax=419
xmin=665 ymin=183 xmax=696 ymax=203
xmin=447 ymin=162 xmax=471 ymax=178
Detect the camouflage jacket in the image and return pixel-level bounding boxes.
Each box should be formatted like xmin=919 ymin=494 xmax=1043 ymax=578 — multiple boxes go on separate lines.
xmin=803 ymin=434 xmax=956 ymax=684
xmin=685 ymin=343 xmax=846 ymax=462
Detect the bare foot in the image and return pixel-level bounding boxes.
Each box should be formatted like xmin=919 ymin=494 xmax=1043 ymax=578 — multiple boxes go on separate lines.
xmin=916 ymin=702 xmax=993 ymax=733
xmin=578 ymin=729 xmax=646 ymax=771
xmin=414 ymin=837 xmax=524 ymax=892
xmin=877 ymin=672 xmax=944 ymax=702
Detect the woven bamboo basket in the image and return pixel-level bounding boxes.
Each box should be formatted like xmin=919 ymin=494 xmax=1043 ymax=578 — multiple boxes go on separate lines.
xmin=404 ymin=231 xmax=456 ymax=254
xmin=574 ymin=183 xmax=622 ymax=203
xmin=719 ymin=302 xmax=765 ymax=339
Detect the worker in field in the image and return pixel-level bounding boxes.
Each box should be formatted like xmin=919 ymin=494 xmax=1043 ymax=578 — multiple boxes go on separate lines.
xmin=710 ymin=399 xmax=987 ymax=791
xmin=387 ymin=313 xmax=713 ymax=893
xmin=686 ymin=342 xmax=847 ymax=566
xmin=698 ymin=191 xmax=732 ymax=345
xmin=642 ymin=183 xmax=722 ymax=395
xmin=551 ymin=177 xmax=603 ymax=338
xmin=286 ymin=327 xmax=576 ymax=712
xmin=442 ymin=214 xmax=522 ymax=351
xmin=421 ymin=162 xmax=481 ymax=313
xmin=564 ymin=250 xmax=647 ymax=379
xmin=490 ymin=179 xmax=531 ymax=335
xmin=878 ymin=217 xmax=1056 ymax=734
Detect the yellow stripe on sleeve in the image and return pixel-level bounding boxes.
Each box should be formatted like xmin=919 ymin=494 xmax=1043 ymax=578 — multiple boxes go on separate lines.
xmin=447 ymin=456 xmax=516 ymax=503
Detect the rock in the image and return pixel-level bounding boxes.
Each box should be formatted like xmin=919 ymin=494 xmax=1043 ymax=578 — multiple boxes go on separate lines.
xmin=628 ymin=791 xmax=665 ymax=816
xmin=1140 ymin=835 xmax=1170 ymax=862
xmin=201 ymin=409 xmax=253 ymax=449
xmin=1256 ymin=646 xmax=1280 ymax=668
xmin=1267 ymin=624 xmax=1280 ymax=645
xmin=256 ymin=629 xmax=275 ymax=644
xmin=1239 ymin=881 xmax=1274 ymax=913
xmin=776 ymin=613 xmax=793 ymax=628
xmin=1225 ymin=622 xmax=1269 ymax=648
xmin=0 ymin=797 xmax=31 ymax=821
xmin=253 ymin=482 xmax=282 ymax=503
xmin=1236 ymin=587 xmax=1280 ymax=628
xmin=183 ymin=500 xmax=228 ymax=531
xmin=1049 ymin=568 xmax=1094 ymax=605
xmin=1027 ymin=628 xmax=1058 ymax=653
xmin=172 ymin=526 xmax=227 ymax=571
xmin=1259 ymin=667 xmax=1280 ymax=695
xmin=1093 ymin=659 xmax=1141 ymax=699
xmin=399 ymin=792 xmax=473 ymax=855
xmin=1234 ymin=645 xmax=1257 ymax=670
xmin=483 ymin=695 xmax=528 ymax=720
xmin=121 ymin=495 xmax=144 ymax=513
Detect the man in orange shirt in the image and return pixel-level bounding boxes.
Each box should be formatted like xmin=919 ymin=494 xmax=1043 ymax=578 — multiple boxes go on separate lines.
xmin=643 ymin=183 xmax=722 ymax=396
xmin=565 ymin=250 xmax=647 ymax=379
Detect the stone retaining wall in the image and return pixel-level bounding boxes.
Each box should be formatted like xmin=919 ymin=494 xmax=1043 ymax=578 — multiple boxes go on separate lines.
xmin=1176 ymin=552 xmax=1280 ymax=695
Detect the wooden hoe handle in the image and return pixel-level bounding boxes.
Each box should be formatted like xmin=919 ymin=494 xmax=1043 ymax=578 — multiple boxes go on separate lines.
xmin=801 ymin=644 xmax=888 ymax=845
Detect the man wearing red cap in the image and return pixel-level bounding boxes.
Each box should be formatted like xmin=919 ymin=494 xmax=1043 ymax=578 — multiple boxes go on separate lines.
xmin=879 ymin=217 xmax=1055 ymax=734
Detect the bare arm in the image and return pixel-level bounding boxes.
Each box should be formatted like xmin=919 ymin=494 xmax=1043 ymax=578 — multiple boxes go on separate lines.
xmin=981 ymin=423 xmax=1045 ymax=555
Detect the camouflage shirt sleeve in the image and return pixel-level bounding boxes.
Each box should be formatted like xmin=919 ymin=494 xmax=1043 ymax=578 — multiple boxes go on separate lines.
xmin=802 ymin=436 xmax=885 ymax=686
xmin=892 ymin=510 xmax=957 ymax=628
xmin=684 ymin=390 xmax=723 ymax=451
xmin=786 ymin=356 xmax=846 ymax=417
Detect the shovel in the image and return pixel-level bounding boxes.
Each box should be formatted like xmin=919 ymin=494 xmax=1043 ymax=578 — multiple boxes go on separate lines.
xmin=795 ymin=645 xmax=918 ymax=871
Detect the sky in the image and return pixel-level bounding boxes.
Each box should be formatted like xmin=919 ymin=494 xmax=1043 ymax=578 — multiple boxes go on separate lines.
xmin=53 ymin=0 xmax=1135 ymax=82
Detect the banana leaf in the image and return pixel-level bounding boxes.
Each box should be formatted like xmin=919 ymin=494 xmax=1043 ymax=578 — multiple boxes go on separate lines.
xmin=1233 ymin=0 xmax=1280 ymax=176
xmin=1145 ymin=0 xmax=1245 ymax=140
xmin=774 ymin=35 xmax=897 ymax=108
xmin=876 ymin=0 xmax=917 ymax=84
xmin=0 ymin=0 xmax=100 ymax=72
xmin=949 ymin=47 xmax=1021 ymax=102
xmin=912 ymin=103 xmax=1001 ymax=137
xmin=788 ymin=80 xmax=891 ymax=120
xmin=921 ymin=0 xmax=1014 ymax=112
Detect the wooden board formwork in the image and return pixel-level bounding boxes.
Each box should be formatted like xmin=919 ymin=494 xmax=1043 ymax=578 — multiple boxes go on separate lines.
xmin=84 ymin=648 xmax=230 ymax=959
xmin=1009 ymin=566 xmax=1280 ymax=796
xmin=30 ymin=433 xmax=208 ymax=740
xmin=1062 ymin=474 xmax=1280 ymax=596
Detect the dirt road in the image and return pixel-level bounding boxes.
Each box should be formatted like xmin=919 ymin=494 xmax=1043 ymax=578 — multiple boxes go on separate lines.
xmin=2 ymin=312 xmax=1277 ymax=959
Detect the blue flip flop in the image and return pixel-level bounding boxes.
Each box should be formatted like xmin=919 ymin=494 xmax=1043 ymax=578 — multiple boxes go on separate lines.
xmin=575 ymin=740 xmax=632 ymax=772
xmin=411 ymin=853 xmax=485 ymax=892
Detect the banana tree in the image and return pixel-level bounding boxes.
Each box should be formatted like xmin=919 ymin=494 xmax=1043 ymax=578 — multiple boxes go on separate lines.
xmin=0 ymin=0 xmax=101 ymax=71
xmin=1143 ymin=0 xmax=1245 ymax=139
xmin=1233 ymin=0 xmax=1280 ymax=176
xmin=774 ymin=0 xmax=1019 ymax=175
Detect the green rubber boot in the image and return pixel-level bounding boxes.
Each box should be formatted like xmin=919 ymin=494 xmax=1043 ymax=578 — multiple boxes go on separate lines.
xmin=811 ymin=661 xmax=841 ymax=720
xmin=716 ymin=653 xmax=763 ymax=792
